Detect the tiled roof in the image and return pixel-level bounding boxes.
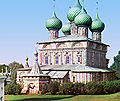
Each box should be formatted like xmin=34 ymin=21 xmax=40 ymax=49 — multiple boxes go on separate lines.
xmin=41 ymin=65 xmax=112 ymax=73
xmin=42 ymin=71 xmax=68 ymax=79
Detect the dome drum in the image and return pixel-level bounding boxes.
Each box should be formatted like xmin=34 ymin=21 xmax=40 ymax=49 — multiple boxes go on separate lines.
xmin=78 ymin=26 xmax=88 ymax=38
xmin=71 ymin=22 xmax=78 ymax=35
xmin=49 ymin=29 xmax=59 ymax=40
xmin=92 ymin=31 xmax=101 ymax=42
xmin=64 ymin=32 xmax=71 ymax=36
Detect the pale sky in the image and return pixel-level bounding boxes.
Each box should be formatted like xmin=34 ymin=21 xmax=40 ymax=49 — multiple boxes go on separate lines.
xmin=0 ymin=0 xmax=120 ymax=67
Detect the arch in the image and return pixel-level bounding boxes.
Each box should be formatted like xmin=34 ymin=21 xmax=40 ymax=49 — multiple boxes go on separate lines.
xmin=72 ymin=42 xmax=83 ymax=48
xmin=28 ymin=83 xmax=36 ymax=94
xmin=42 ymin=44 xmax=48 ymax=49
xmin=42 ymin=44 xmax=52 ymax=49
xmin=56 ymin=43 xmax=67 ymax=48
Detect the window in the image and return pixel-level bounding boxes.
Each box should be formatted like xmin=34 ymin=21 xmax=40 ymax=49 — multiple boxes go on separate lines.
xmin=66 ymin=56 xmax=69 ymax=64
xmin=73 ymin=76 xmax=75 ymax=82
xmin=78 ymin=57 xmax=80 ymax=62
xmin=45 ymin=56 xmax=48 ymax=64
xmin=55 ymin=56 xmax=59 ymax=64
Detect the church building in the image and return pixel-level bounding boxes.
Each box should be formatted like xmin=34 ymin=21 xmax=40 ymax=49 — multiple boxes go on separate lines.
xmin=17 ymin=0 xmax=115 ymax=93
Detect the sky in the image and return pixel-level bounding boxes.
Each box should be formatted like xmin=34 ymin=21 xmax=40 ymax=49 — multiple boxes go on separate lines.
xmin=0 ymin=0 xmax=120 ymax=67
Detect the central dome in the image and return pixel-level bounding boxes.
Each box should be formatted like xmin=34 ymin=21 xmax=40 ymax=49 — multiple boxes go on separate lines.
xmin=74 ymin=7 xmax=92 ymax=27
xmin=67 ymin=0 xmax=82 ymax=22
xmin=46 ymin=11 xmax=62 ymax=30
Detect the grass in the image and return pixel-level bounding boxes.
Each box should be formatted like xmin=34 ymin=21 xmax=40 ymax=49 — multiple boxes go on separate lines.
xmin=5 ymin=92 xmax=120 ymax=101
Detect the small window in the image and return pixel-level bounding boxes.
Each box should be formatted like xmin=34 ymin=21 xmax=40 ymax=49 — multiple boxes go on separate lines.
xmin=55 ymin=56 xmax=59 ymax=64
xmin=45 ymin=56 xmax=48 ymax=64
xmin=66 ymin=56 xmax=69 ymax=64
xmin=73 ymin=76 xmax=75 ymax=82
xmin=78 ymin=57 xmax=80 ymax=62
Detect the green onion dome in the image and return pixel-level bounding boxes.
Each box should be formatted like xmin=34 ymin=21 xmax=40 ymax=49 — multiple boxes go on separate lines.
xmin=62 ymin=22 xmax=71 ymax=33
xmin=46 ymin=11 xmax=62 ymax=30
xmin=74 ymin=7 xmax=92 ymax=27
xmin=90 ymin=13 xmax=105 ymax=32
xmin=34 ymin=50 xmax=38 ymax=56
xmin=25 ymin=56 xmax=28 ymax=61
xmin=67 ymin=0 xmax=82 ymax=22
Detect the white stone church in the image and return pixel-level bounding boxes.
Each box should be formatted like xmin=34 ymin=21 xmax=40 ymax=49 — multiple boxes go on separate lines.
xmin=17 ymin=0 xmax=115 ymax=94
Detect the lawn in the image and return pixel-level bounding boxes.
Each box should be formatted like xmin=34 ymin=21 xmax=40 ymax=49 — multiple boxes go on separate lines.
xmin=5 ymin=93 xmax=120 ymax=101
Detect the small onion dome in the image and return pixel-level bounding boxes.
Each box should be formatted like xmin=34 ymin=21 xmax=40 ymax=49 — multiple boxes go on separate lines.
xmin=74 ymin=7 xmax=92 ymax=27
xmin=46 ymin=11 xmax=62 ymax=30
xmin=34 ymin=50 xmax=38 ymax=56
xmin=90 ymin=13 xmax=105 ymax=32
xmin=67 ymin=0 xmax=82 ymax=22
xmin=25 ymin=56 xmax=28 ymax=61
xmin=62 ymin=22 xmax=71 ymax=33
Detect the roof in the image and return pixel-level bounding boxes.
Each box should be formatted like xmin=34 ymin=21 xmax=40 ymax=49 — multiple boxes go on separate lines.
xmin=41 ymin=65 xmax=113 ymax=73
xmin=72 ymin=65 xmax=112 ymax=73
xmin=23 ymin=74 xmax=50 ymax=77
xmin=38 ymin=34 xmax=109 ymax=46
xmin=17 ymin=67 xmax=31 ymax=71
xmin=42 ymin=71 xmax=68 ymax=79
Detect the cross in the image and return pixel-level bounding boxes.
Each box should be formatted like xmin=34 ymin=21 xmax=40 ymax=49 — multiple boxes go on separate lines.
xmin=82 ymin=0 xmax=84 ymax=7
xmin=53 ymin=0 xmax=56 ymax=11
xmin=35 ymin=43 xmax=37 ymax=50
xmin=96 ymin=0 xmax=99 ymax=12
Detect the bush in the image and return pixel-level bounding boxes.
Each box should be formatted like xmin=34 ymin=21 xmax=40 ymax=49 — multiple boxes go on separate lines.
xmin=73 ymin=82 xmax=85 ymax=95
xmin=59 ymin=82 xmax=74 ymax=95
xmin=5 ymin=82 xmax=22 ymax=95
xmin=85 ymin=80 xmax=120 ymax=95
xmin=41 ymin=84 xmax=49 ymax=94
xmin=48 ymin=81 xmax=60 ymax=94
xmin=85 ymin=81 xmax=103 ymax=95
xmin=41 ymin=80 xmax=120 ymax=95
xmin=102 ymin=80 xmax=120 ymax=94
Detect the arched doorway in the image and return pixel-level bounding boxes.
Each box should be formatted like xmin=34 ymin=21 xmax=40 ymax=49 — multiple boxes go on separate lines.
xmin=28 ymin=83 xmax=36 ymax=94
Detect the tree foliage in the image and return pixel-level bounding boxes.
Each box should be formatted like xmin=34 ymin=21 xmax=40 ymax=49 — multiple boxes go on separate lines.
xmin=9 ymin=61 xmax=23 ymax=83
xmin=110 ymin=51 xmax=120 ymax=79
xmin=5 ymin=82 xmax=22 ymax=95
xmin=48 ymin=81 xmax=60 ymax=94
xmin=42 ymin=80 xmax=120 ymax=95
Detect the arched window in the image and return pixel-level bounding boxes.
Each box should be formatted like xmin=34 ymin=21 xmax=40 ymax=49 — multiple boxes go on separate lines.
xmin=78 ymin=57 xmax=80 ymax=62
xmin=73 ymin=76 xmax=75 ymax=82
xmin=66 ymin=56 xmax=69 ymax=64
xmin=45 ymin=56 xmax=48 ymax=65
xmin=77 ymin=51 xmax=82 ymax=64
xmin=55 ymin=56 xmax=59 ymax=64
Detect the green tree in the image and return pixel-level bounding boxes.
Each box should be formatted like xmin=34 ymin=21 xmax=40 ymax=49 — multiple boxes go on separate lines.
xmin=9 ymin=61 xmax=23 ymax=83
xmin=59 ymin=82 xmax=74 ymax=95
xmin=5 ymin=82 xmax=22 ymax=95
xmin=73 ymin=82 xmax=85 ymax=95
xmin=110 ymin=51 xmax=120 ymax=79
xmin=42 ymin=84 xmax=49 ymax=94
xmin=48 ymin=81 xmax=60 ymax=94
